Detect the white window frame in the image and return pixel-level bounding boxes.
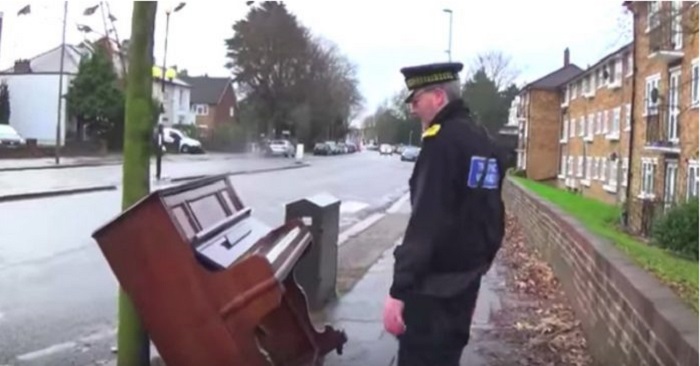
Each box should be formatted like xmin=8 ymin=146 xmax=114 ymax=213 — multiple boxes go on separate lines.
xmin=582 ymin=157 xmax=592 ymax=186
xmin=194 ymin=104 xmax=209 ymax=116
xmin=605 ymin=160 xmax=619 ymax=193
xmin=621 ymin=158 xmax=629 ymax=187
xmin=561 ymin=118 xmax=569 ymax=143
xmin=687 ymin=160 xmax=699 ymax=200
xmin=625 ymin=103 xmax=631 ymax=131
xmin=569 ymin=118 xmax=576 ymax=138
xmin=579 ymin=116 xmax=586 ymax=137
xmin=592 ymin=158 xmax=600 ymax=180
xmin=577 ymin=156 xmax=584 ymax=178
xmin=645 ymin=74 xmax=661 ymax=116
xmin=559 ymin=154 xmax=567 ymax=178
xmin=568 ymin=156 xmax=575 ymax=177
xmin=626 ymin=52 xmax=633 ymax=78
xmin=607 ymin=107 xmax=621 ymax=140
xmin=596 ymin=111 xmax=603 ymax=134
xmin=586 ymin=113 xmax=594 ymax=141
xmin=640 ymin=158 xmax=657 ymax=199
xmin=600 ymin=159 xmax=607 ymax=182
xmin=602 ymin=109 xmax=609 ymax=134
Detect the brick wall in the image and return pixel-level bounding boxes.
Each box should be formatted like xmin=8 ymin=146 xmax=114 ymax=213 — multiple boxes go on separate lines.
xmin=503 ymin=177 xmax=699 ymax=366
xmin=526 ymin=89 xmax=561 ymax=181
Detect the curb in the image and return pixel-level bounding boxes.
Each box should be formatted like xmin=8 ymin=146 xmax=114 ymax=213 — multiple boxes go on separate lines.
xmin=337 ymin=191 xmax=409 ymax=246
xmin=0 ymin=161 xmax=122 ymax=172
xmin=0 ymin=163 xmax=311 ymax=203
xmin=0 ymin=185 xmax=117 ymax=203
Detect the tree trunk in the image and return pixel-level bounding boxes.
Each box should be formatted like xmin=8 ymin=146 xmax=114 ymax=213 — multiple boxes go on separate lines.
xmin=118 ymin=2 xmax=157 ymax=366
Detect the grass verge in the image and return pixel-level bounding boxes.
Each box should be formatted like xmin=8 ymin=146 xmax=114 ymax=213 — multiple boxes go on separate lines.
xmin=512 ymin=177 xmax=698 ymax=313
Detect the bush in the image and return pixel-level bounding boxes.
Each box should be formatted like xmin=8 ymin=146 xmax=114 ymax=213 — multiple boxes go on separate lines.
xmin=204 ymin=123 xmax=249 ymax=152
xmin=651 ymin=199 xmax=699 ymax=259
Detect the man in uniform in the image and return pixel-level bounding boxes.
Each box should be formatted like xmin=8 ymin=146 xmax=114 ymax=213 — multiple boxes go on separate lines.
xmin=383 ymin=62 xmax=507 ymax=366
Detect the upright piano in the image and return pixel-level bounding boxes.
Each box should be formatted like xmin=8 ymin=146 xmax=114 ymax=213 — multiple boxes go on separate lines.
xmin=92 ymin=174 xmax=347 ymax=366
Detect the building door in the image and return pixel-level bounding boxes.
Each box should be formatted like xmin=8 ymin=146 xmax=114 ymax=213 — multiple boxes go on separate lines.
xmin=668 ymin=68 xmax=681 ymax=143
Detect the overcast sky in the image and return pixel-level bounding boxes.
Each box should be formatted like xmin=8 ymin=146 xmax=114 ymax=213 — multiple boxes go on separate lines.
xmin=0 ymin=1 xmax=632 ymax=125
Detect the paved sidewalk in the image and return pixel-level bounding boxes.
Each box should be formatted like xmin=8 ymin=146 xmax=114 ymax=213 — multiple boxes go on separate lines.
xmin=322 ymin=246 xmax=507 ymax=366
xmin=0 ymin=152 xmax=261 ymax=171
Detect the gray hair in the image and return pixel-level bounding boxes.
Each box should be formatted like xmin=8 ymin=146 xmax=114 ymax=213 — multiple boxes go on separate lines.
xmin=432 ymin=80 xmax=462 ymax=101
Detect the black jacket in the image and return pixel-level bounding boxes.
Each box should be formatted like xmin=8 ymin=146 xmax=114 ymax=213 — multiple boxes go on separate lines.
xmin=389 ymin=99 xmax=506 ymax=300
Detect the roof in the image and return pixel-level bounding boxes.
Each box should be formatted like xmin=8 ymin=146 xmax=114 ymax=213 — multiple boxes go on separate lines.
xmin=564 ymin=42 xmax=633 ymax=85
xmin=180 ymin=76 xmax=233 ymax=104
xmin=521 ymin=64 xmax=584 ymax=92
xmin=0 ymin=43 xmax=87 ymax=74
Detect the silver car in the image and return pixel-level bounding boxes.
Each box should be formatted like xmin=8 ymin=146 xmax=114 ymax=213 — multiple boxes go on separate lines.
xmin=0 ymin=125 xmax=25 ymax=147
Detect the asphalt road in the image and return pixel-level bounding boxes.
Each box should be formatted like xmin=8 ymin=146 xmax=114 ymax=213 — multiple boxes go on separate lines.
xmin=0 ymin=151 xmax=413 ymax=365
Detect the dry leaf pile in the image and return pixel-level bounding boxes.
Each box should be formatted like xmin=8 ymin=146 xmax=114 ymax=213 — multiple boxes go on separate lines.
xmin=479 ymin=214 xmax=593 ymax=366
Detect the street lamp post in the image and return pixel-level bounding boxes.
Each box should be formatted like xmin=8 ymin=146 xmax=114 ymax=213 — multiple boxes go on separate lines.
xmin=55 ymin=1 xmax=68 ymax=165
xmin=156 ymin=2 xmax=185 ymax=180
xmin=443 ymin=8 xmax=453 ymax=62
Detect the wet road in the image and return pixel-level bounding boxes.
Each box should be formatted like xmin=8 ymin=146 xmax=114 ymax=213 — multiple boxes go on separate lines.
xmin=0 ymin=151 xmax=413 ymax=365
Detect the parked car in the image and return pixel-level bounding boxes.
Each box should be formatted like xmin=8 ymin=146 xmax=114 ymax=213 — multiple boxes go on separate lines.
xmin=266 ymin=139 xmax=295 ymax=157
xmin=161 ymin=127 xmax=204 ymax=154
xmin=379 ymin=144 xmax=393 ymax=155
xmin=400 ymin=146 xmax=421 ymax=162
xmin=0 ymin=125 xmax=25 ymax=148
xmin=313 ymin=142 xmax=332 ymax=155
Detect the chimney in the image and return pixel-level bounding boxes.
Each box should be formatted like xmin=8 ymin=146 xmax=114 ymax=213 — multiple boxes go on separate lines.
xmin=13 ymin=59 xmax=32 ymax=73
xmin=564 ymin=48 xmax=570 ymax=66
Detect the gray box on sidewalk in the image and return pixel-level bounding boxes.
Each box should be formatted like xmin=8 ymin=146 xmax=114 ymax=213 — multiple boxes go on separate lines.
xmin=285 ymin=193 xmax=340 ymax=311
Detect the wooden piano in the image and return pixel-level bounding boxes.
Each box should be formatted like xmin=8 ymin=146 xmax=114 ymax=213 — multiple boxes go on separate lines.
xmin=92 ymin=174 xmax=347 ymax=366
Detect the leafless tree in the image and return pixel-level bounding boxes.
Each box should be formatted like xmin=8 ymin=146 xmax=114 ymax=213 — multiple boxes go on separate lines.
xmin=467 ymin=51 xmax=520 ymax=91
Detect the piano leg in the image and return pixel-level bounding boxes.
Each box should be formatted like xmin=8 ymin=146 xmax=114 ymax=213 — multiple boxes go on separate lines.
xmin=254 ymin=277 xmax=347 ymax=366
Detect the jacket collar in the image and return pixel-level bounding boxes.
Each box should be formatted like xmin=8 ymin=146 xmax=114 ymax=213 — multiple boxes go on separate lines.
xmin=428 ymin=99 xmax=471 ymax=128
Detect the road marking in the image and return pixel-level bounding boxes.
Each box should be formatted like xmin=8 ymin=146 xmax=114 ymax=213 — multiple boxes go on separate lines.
xmin=16 ymin=342 xmax=78 ymax=362
xmin=338 ymin=213 xmax=385 ymax=246
xmin=14 ymin=326 xmax=117 ymax=363
xmin=386 ymin=193 xmax=410 ymax=214
xmin=340 ymin=200 xmax=369 ymax=214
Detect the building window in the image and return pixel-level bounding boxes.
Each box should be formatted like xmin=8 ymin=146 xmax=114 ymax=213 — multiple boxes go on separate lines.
xmin=579 ymin=116 xmax=585 ymax=137
xmin=596 ymin=111 xmax=602 ymax=134
xmin=194 ymin=104 xmax=209 ymax=116
xmin=692 ymin=59 xmax=699 ymax=107
xmin=587 ymin=113 xmax=595 ymax=139
xmin=688 ymin=160 xmax=699 ymax=200
xmin=641 ymin=159 xmax=657 ymax=198
xmin=622 ymin=158 xmax=629 ymax=187
xmin=561 ymin=119 xmax=569 ymax=141
xmin=592 ymin=158 xmax=599 ymax=180
xmin=645 ymin=74 xmax=661 ymax=115
xmin=586 ymin=157 xmax=593 ymax=180
xmin=577 ymin=156 xmax=584 ymax=178
xmin=647 ymin=1 xmax=660 ymax=30
xmin=570 ymin=118 xmax=576 ymax=138
xmin=602 ymin=109 xmax=609 ymax=134
xmin=610 ymin=107 xmax=621 ymax=136
xmin=625 ymin=104 xmax=631 ymax=131
xmin=600 ymin=159 xmax=607 ymax=181
xmin=568 ymin=156 xmax=574 ymax=176
xmin=608 ymin=160 xmax=619 ymax=189
xmin=560 ymin=154 xmax=567 ymax=177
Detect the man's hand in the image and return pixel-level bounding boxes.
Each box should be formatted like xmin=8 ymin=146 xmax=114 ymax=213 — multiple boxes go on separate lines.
xmin=382 ymin=296 xmax=406 ymax=336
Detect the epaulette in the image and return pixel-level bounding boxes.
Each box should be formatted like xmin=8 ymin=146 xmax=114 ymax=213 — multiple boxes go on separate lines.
xmin=422 ymin=124 xmax=441 ymax=139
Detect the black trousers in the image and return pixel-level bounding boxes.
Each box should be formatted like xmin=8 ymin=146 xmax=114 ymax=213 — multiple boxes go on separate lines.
xmin=396 ymin=279 xmax=482 ymax=366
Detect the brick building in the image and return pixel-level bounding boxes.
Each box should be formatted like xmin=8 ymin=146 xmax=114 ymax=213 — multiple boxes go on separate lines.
xmin=557 ymin=43 xmax=635 ymax=205
xmin=624 ymin=1 xmax=699 ymax=235
xmin=516 ymin=49 xmax=583 ymax=180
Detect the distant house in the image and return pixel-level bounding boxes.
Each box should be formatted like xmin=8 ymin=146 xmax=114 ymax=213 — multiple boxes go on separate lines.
xmin=180 ymin=75 xmax=237 ymax=135
xmin=515 ymin=48 xmax=583 ymax=180
xmin=0 ymin=39 xmax=194 ymax=145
